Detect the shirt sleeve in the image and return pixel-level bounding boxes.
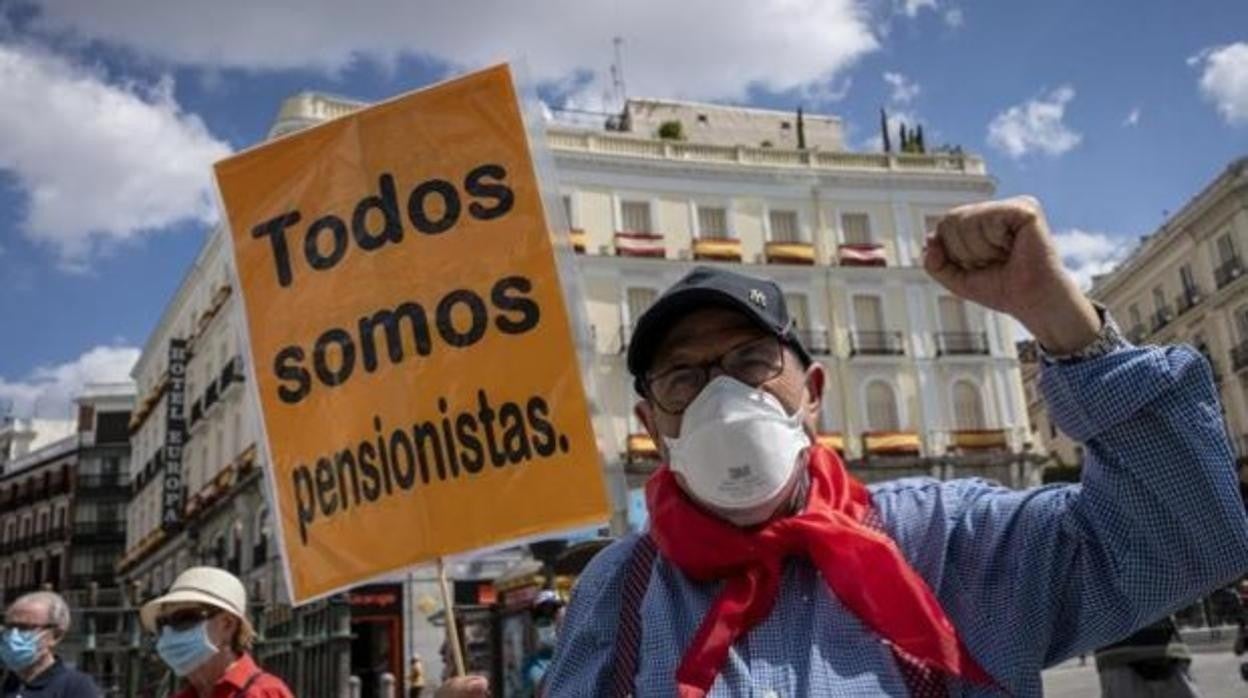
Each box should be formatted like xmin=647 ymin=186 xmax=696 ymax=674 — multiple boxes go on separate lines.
xmin=875 ymin=344 xmax=1248 ymax=691
xmin=543 ymin=534 xmax=638 ymax=696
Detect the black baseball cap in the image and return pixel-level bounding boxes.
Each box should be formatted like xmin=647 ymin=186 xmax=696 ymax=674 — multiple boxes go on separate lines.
xmin=626 ymin=266 xmax=812 ymax=393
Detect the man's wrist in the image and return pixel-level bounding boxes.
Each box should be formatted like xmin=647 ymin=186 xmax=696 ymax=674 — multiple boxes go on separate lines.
xmin=1025 ymin=294 xmax=1102 ymax=355
xmin=1039 ymin=303 xmax=1127 ymax=362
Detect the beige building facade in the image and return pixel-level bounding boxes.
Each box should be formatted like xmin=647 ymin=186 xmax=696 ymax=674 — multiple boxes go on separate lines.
xmin=1087 ymin=158 xmax=1248 ymax=456
xmin=1021 ymin=158 xmax=1248 ymax=472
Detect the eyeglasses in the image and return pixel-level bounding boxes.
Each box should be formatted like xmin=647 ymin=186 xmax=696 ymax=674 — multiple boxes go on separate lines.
xmin=644 ymin=335 xmax=786 ymax=414
xmin=155 ymin=607 xmax=220 ymax=632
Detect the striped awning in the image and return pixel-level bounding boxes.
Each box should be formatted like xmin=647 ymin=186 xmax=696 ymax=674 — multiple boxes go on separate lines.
xmin=693 ymin=237 xmax=743 ymax=262
xmin=627 ymin=433 xmax=659 ymax=461
xmin=838 ymin=243 xmax=888 ymax=267
xmin=816 ymin=432 xmax=845 ymax=453
xmin=950 ymin=429 xmax=1009 ymax=451
xmin=765 ymin=241 xmax=816 ymax=265
xmin=615 ymin=231 xmax=665 ymax=257
xmin=862 ymin=431 xmax=922 ymax=455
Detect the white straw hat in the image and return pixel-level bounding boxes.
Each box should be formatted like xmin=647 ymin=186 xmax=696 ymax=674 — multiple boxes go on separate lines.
xmin=140 ymin=566 xmax=254 ymax=642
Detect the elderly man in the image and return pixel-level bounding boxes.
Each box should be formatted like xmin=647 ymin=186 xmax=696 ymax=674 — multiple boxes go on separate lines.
xmin=442 ymin=197 xmax=1248 ymax=696
xmin=140 ymin=567 xmax=292 ymax=698
xmin=1 ymin=591 xmax=99 ymax=698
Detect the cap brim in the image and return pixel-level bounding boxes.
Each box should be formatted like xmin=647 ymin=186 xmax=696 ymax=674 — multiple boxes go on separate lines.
xmin=626 ymin=287 xmax=810 ymax=383
xmin=140 ymin=590 xmax=255 ymax=639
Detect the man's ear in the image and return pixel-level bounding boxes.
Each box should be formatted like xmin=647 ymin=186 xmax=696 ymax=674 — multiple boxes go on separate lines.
xmin=802 ymin=362 xmax=827 ymax=433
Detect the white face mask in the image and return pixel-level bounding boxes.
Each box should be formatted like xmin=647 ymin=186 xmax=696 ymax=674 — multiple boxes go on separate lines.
xmin=663 ymin=376 xmax=811 ymax=526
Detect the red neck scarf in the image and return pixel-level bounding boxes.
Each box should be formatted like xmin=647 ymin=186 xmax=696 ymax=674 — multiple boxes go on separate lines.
xmin=645 ymin=445 xmax=995 ymax=697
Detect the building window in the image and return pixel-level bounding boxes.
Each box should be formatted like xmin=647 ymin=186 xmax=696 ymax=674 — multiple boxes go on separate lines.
xmin=1217 ymin=233 xmax=1238 ymax=265
xmin=625 ymin=288 xmax=658 ymax=329
xmin=865 ymin=381 xmax=900 ymax=431
xmin=1152 ymin=287 xmax=1166 ymax=313
xmin=1180 ymin=264 xmax=1197 ymax=293
xmin=768 ymin=209 xmax=801 ymax=243
xmin=784 ymin=293 xmax=811 ymax=329
xmin=561 ymin=194 xmax=573 ymax=226
xmin=697 ymin=206 xmax=729 ymax=238
xmin=1128 ymin=304 xmax=1142 ymax=330
xmin=620 ymin=200 xmax=652 ymax=234
xmin=952 ymin=381 xmax=986 ymax=430
xmin=939 ymin=297 xmax=970 ymax=332
xmin=841 ymin=213 xmax=872 ymax=245
xmin=254 ymin=507 xmax=271 ymax=566
xmin=1236 ymin=306 xmax=1248 ymax=343
xmin=229 ymin=521 xmax=243 ymax=575
xmin=852 ymin=295 xmax=885 ymax=333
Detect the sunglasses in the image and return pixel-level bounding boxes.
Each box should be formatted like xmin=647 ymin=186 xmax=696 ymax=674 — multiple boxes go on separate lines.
xmin=155 ymin=607 xmax=220 ymax=632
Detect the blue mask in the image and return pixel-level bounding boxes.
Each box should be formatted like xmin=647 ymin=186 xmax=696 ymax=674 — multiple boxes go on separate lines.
xmin=0 ymin=629 xmax=42 ymax=671
xmin=155 ymin=622 xmax=218 ymax=676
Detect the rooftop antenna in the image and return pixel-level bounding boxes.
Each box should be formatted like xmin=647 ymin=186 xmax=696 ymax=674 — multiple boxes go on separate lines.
xmin=611 ymin=36 xmax=628 ymax=110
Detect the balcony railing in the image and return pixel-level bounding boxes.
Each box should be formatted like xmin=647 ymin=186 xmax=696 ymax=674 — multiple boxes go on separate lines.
xmin=796 ymin=329 xmax=831 ymax=355
xmin=204 ymin=377 xmax=220 ymax=412
xmin=71 ymin=521 xmax=127 ymax=541
xmin=1215 ymin=256 xmax=1244 ymax=290
xmin=948 ymin=429 xmax=1010 ymax=453
xmin=934 ymin=331 xmax=990 ymax=356
xmin=1232 ymin=342 xmax=1248 ymax=373
xmin=692 ymin=236 xmax=742 ymax=262
xmin=837 ymin=243 xmax=887 ymax=268
xmin=849 ymin=331 xmax=905 ymax=357
xmin=547 ymin=127 xmax=989 ymax=175
xmin=219 ymin=355 xmax=245 ymax=394
xmin=764 ymin=241 xmax=815 ymax=265
xmin=1150 ymin=306 xmax=1173 ymax=332
xmin=74 ymin=474 xmax=128 ymax=492
xmin=617 ymin=324 xmax=633 ymax=354
xmin=1175 ymin=287 xmax=1205 ymax=315
xmin=861 ymin=431 xmax=922 ymax=456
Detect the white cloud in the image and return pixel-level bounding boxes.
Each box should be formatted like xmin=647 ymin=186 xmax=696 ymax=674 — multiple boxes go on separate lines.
xmin=900 ymin=0 xmax=937 ymax=18
xmin=883 ymin=71 xmax=920 ymax=104
xmin=0 ymin=345 xmax=138 ymax=419
xmin=0 ymin=42 xmax=231 ymax=269
xmin=943 ymin=8 xmax=964 ymax=28
xmin=986 ymin=85 xmax=1082 ymax=158
xmin=1123 ymin=107 xmax=1141 ymax=127
xmin=1190 ymin=42 xmax=1248 ymax=126
xmin=24 ymin=0 xmax=879 ymax=108
xmin=1052 ymin=228 xmax=1130 ymax=290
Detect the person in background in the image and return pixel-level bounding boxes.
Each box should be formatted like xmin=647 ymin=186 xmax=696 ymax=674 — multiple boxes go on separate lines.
xmin=409 ymin=653 xmax=427 ymax=697
xmin=520 ymin=591 xmax=562 ymax=697
xmin=1095 ymin=615 xmax=1199 ymax=697
xmin=140 ymin=567 xmax=293 ymax=698
xmin=1 ymin=591 xmax=100 ymax=698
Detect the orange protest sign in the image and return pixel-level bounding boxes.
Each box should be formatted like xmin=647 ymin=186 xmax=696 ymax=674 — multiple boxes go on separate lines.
xmin=214 ymin=64 xmax=609 ymax=602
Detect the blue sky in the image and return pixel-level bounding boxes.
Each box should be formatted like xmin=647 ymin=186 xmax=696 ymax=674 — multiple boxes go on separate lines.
xmin=1 ymin=0 xmax=1246 ymax=419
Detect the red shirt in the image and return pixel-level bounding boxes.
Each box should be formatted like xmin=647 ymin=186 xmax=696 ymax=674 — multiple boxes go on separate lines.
xmin=171 ymin=654 xmax=293 ymax=698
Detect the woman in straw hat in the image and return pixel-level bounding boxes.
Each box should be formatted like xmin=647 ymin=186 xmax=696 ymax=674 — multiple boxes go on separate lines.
xmin=141 ymin=567 xmax=293 ymax=698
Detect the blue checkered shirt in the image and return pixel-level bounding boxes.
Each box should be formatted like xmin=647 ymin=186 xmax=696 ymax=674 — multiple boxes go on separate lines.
xmin=546 ymin=344 xmax=1248 ymax=696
